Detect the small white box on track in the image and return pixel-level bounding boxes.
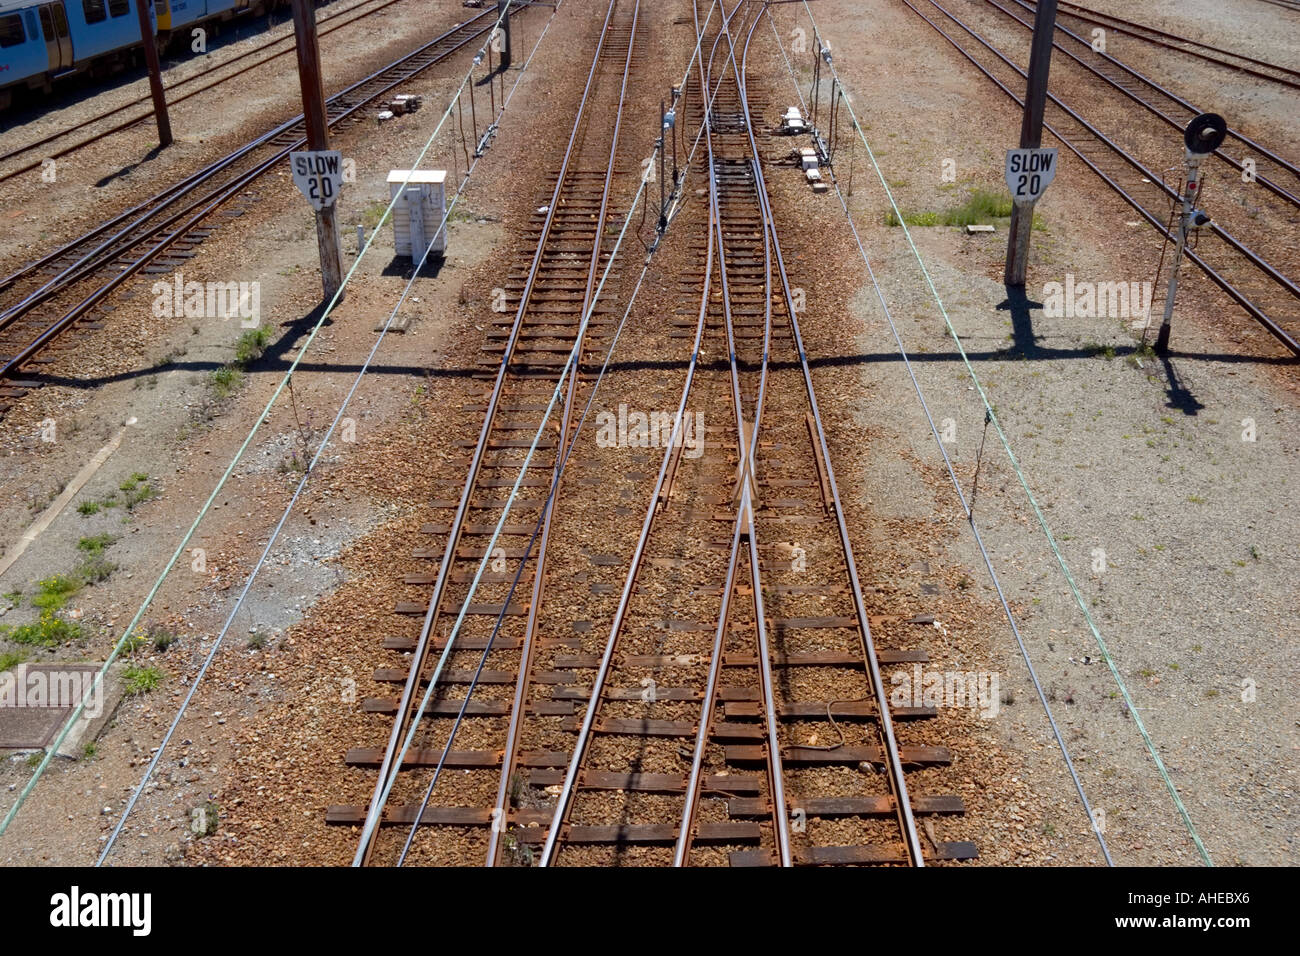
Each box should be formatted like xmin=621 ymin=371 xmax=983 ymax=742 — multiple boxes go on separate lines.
xmin=388 ymin=169 xmax=448 ymax=260
xmin=799 ymin=147 xmax=818 ymax=170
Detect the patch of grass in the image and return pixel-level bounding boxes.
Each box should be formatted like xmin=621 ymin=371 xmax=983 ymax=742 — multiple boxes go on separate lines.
xmin=1187 ymin=494 xmax=1207 ymax=505
xmin=77 ymin=534 xmax=115 ymax=555
xmin=82 ymin=742 xmax=97 ymax=760
xmin=76 ymin=554 xmax=116 ymax=584
xmin=0 ymin=649 xmax=28 ymax=673
xmin=121 ymin=630 xmax=148 ymax=655
xmin=26 ymin=752 xmax=43 ymax=768
xmin=247 ymin=630 xmax=268 ymax=650
xmin=3 ymin=590 xmax=21 ymax=606
xmin=885 ymin=208 xmax=939 ymax=227
xmin=360 ymin=200 xmax=390 ymax=230
xmin=149 ymin=625 xmax=178 ymax=652
xmin=2 ymin=609 xmax=82 ymax=647
xmin=77 ymin=500 xmax=102 ymax=516
xmin=73 ymin=533 xmax=118 ymax=583
xmin=209 ymin=365 xmax=243 ymax=399
xmin=943 ymin=189 xmax=1014 ymax=225
xmin=234 ymin=326 xmax=272 ymax=365
xmin=123 ymin=663 xmax=163 ymax=696
xmin=886 ymin=189 xmax=1016 ymax=228
xmin=119 ymin=474 xmax=157 ymax=511
xmin=31 ymin=574 xmax=80 ymax=612
xmin=1082 ymin=340 xmax=1117 ymax=360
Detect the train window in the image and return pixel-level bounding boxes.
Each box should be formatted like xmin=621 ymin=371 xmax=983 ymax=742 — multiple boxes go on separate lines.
xmin=82 ymin=0 xmax=107 ymax=24
xmin=0 ymin=14 xmax=24 ymax=48
xmin=108 ymin=0 xmax=129 ymax=16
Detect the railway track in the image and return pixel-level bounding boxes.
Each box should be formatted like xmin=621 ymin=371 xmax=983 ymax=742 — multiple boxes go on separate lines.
xmin=333 ymin=0 xmax=974 ymax=867
xmin=905 ymin=0 xmax=1300 ymax=356
xmin=0 ymin=5 xmax=513 ymax=409
xmin=0 ymin=0 xmax=413 ymax=184
xmin=997 ymin=0 xmax=1300 ymax=209
xmin=1040 ymin=0 xmax=1300 ymax=90
xmin=334 ymin=0 xmax=648 ymax=867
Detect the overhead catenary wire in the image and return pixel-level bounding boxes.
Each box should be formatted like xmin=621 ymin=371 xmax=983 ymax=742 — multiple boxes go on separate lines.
xmin=355 ymin=0 xmax=736 ymax=864
xmin=776 ymin=0 xmax=1213 ymax=865
xmin=764 ymin=2 xmax=1113 ymax=866
xmin=33 ymin=0 xmax=561 ymax=859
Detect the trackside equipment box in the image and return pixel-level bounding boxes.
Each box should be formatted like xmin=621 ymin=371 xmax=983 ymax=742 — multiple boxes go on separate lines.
xmin=387 ymin=169 xmax=448 ymax=260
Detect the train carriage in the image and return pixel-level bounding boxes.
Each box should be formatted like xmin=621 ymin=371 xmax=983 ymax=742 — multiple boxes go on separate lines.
xmin=0 ymin=0 xmax=279 ymax=110
xmin=0 ymin=4 xmax=51 ymax=108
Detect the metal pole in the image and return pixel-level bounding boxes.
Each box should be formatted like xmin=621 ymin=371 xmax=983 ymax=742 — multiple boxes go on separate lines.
xmin=291 ymin=0 xmax=343 ymax=299
xmin=1005 ymin=0 xmax=1057 ymax=286
xmin=497 ymin=0 xmax=512 ymax=70
xmin=658 ymin=101 xmax=667 ymax=233
xmin=1154 ymin=154 xmax=1201 ymax=354
xmin=136 ymin=0 xmax=172 ymax=148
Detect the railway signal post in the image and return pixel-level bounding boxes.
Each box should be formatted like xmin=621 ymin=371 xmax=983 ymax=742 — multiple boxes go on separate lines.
xmin=1004 ymin=0 xmax=1057 ymax=286
xmin=290 ymin=0 xmax=344 ymax=300
xmin=1153 ymin=113 xmax=1227 ymax=354
xmin=497 ymin=0 xmax=512 ymax=70
xmin=135 ymin=0 xmax=172 ymax=147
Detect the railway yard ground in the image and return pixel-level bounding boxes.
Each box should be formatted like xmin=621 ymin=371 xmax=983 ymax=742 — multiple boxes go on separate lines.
xmin=0 ymin=0 xmax=1294 ymax=879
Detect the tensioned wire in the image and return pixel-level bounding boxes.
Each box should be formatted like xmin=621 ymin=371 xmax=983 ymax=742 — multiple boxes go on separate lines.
xmin=354 ymin=0 xmax=735 ymax=863
xmin=391 ymin=0 xmax=744 ymax=866
xmin=0 ymin=0 xmax=548 ymax=840
xmin=787 ymin=0 xmax=1210 ymax=865
xmin=765 ymin=7 xmax=1109 ymax=865
xmin=93 ymin=1 xmax=564 ymax=865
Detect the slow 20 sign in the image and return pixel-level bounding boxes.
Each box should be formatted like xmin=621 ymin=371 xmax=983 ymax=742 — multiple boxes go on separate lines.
xmin=290 ymin=150 xmax=344 ymax=211
xmin=1004 ymin=147 xmax=1058 ymax=203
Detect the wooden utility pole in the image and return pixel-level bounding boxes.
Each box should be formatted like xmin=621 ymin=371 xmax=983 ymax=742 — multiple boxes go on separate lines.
xmin=291 ymin=0 xmax=343 ymax=299
xmin=1004 ymin=0 xmax=1057 ymax=286
xmin=135 ymin=0 xmax=172 ymax=147
xmin=497 ymin=0 xmax=512 ymax=70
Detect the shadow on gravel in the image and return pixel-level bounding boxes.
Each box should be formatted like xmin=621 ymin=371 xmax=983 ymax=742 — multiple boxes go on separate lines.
xmin=94 ymin=143 xmax=170 ymax=189
xmin=19 ymin=281 xmax=1298 ymax=395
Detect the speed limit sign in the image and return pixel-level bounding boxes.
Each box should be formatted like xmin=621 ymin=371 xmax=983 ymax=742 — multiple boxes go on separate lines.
xmin=1005 ymin=147 xmax=1058 ymax=203
xmin=290 ymin=150 xmax=343 ymax=211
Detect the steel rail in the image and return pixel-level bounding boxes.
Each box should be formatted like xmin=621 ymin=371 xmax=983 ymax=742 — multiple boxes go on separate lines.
xmin=484 ymin=0 xmax=642 ymax=868
xmin=674 ymin=0 xmax=791 ymax=867
xmin=0 ymin=7 xmax=504 ymax=306
xmin=535 ymin=2 xmax=759 ymax=868
xmin=1042 ymin=0 xmax=1300 ymax=89
xmin=712 ymin=0 xmax=791 ymax=868
xmin=351 ymin=0 xmax=626 ymax=867
xmin=672 ymin=0 xmax=747 ymax=868
xmin=908 ymin=0 xmax=1300 ymax=355
xmin=0 ymin=12 xmax=501 ymax=381
xmin=735 ymin=0 xmax=926 ymax=865
xmin=0 ymin=0 xmax=411 ymax=179
xmin=990 ymin=0 xmax=1300 ymax=207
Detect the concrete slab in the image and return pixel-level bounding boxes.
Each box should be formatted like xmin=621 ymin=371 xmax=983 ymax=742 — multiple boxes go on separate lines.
xmin=0 ymin=663 xmax=122 ymax=756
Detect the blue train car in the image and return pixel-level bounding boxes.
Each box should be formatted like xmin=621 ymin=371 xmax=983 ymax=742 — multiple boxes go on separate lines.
xmin=0 ymin=0 xmax=156 ymax=107
xmin=1 ymin=0 xmax=296 ymax=110
xmin=65 ymin=0 xmax=153 ymax=62
xmin=0 ymin=5 xmax=52 ymax=105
